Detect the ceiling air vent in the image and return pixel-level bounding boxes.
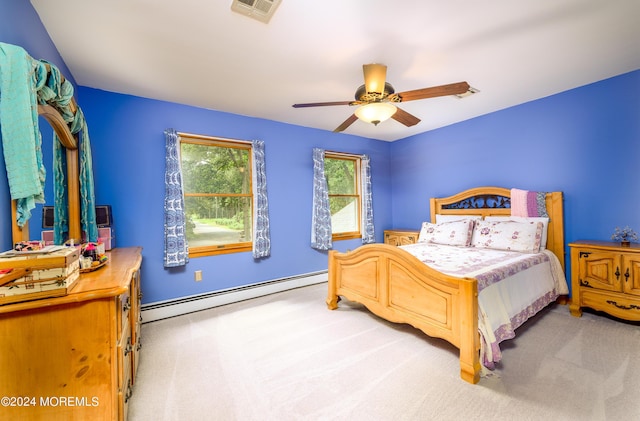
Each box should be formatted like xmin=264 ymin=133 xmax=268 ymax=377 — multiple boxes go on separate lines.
xmin=231 ymin=0 xmax=282 ymax=24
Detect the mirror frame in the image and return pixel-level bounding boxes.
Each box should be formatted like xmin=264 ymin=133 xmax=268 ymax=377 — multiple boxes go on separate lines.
xmin=10 ymin=67 xmax=81 ymax=244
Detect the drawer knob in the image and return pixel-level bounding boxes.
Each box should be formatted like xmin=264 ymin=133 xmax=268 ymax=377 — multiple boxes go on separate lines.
xmin=125 ymin=383 xmax=133 ymax=403
xmin=123 ymin=296 xmax=131 ymax=312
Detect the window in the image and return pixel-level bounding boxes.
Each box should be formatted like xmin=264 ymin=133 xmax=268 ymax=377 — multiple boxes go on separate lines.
xmin=324 ymin=152 xmax=362 ymax=240
xmin=180 ymin=134 xmax=253 ymax=257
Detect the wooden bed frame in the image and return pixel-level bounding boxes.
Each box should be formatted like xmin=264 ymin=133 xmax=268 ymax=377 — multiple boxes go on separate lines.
xmin=326 ymin=186 xmax=565 ymax=384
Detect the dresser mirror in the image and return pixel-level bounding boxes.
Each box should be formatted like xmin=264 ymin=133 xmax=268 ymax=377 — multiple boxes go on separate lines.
xmin=11 ymin=102 xmax=81 ymax=245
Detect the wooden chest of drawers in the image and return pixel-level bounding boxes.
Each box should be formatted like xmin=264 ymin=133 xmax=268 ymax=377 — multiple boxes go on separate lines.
xmin=569 ymin=241 xmax=640 ymax=321
xmin=0 ymin=247 xmax=142 ymax=420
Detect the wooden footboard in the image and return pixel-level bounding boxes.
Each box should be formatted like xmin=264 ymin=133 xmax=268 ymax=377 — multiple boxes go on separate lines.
xmin=327 ymin=243 xmax=481 ymax=384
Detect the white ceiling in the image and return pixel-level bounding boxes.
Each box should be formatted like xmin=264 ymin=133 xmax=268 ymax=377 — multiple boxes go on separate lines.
xmin=30 ymin=0 xmax=640 ymax=141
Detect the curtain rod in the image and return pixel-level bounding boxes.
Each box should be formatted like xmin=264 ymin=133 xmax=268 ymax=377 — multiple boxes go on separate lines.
xmin=177 ymin=131 xmax=253 ymax=145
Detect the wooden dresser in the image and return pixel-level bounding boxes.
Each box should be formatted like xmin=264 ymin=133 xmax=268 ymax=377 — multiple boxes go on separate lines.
xmin=0 ymin=247 xmax=142 ymax=420
xmin=383 ymin=229 xmax=420 ymax=246
xmin=569 ymin=241 xmax=640 ymax=321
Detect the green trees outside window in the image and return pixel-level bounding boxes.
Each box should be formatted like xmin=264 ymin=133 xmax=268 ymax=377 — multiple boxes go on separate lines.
xmin=180 ymin=136 xmax=253 ymax=256
xmin=325 ymin=153 xmax=361 ymax=238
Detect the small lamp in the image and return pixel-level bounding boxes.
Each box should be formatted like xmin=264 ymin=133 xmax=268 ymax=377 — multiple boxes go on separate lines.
xmin=354 ymin=102 xmax=397 ymax=126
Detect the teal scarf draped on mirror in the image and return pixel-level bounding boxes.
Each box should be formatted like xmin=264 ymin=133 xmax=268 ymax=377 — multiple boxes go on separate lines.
xmin=0 ymin=42 xmax=46 ymax=226
xmin=0 ymin=42 xmax=98 ymax=243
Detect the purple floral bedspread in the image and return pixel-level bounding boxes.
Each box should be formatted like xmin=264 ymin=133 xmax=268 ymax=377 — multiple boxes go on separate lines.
xmin=399 ymin=243 xmax=568 ymax=369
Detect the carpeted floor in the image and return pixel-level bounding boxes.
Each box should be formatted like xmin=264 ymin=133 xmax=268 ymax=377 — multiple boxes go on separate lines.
xmin=128 ymin=283 xmax=640 ymax=421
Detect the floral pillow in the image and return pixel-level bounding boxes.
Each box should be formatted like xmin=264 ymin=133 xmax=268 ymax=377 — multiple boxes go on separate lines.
xmin=484 ymin=216 xmax=550 ymax=249
xmin=418 ymin=219 xmax=475 ymax=247
xmin=471 ymin=220 xmax=544 ymax=253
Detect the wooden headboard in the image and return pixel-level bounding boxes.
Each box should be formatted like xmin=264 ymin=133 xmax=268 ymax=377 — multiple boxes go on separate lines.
xmin=429 ymin=186 xmax=565 ymax=270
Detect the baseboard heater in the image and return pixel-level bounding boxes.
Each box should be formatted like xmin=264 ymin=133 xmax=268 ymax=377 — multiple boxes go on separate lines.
xmin=141 ymin=270 xmax=328 ymax=323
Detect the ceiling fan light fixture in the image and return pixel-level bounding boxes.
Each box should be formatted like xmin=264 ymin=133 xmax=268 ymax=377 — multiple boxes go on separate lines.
xmin=354 ymin=102 xmax=397 ymax=126
xmin=455 ymin=87 xmax=480 ymax=99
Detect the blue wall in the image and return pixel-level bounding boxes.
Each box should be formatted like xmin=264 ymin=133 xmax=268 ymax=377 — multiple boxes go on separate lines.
xmin=76 ymin=88 xmax=391 ymax=303
xmin=390 ymin=70 xmax=640 ymax=274
xmin=2 ymin=0 xmax=639 ymax=303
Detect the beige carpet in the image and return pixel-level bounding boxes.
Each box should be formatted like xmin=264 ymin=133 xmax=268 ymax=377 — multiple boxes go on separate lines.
xmin=128 ymin=283 xmax=640 ymax=421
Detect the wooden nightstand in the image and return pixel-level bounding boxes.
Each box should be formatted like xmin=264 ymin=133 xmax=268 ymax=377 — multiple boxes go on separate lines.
xmin=383 ymin=229 xmax=420 ymax=246
xmin=569 ymin=240 xmax=640 ymax=321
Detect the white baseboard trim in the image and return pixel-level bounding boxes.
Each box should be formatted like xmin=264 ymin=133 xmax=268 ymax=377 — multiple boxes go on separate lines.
xmin=141 ymin=271 xmax=328 ymax=323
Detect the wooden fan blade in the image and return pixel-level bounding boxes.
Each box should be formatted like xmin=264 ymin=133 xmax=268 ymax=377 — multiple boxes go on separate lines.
xmin=395 ymin=81 xmax=470 ymax=102
xmin=363 ymin=63 xmax=387 ymax=94
xmin=292 ymin=101 xmax=352 ymax=108
xmin=333 ymin=114 xmax=359 ymax=132
xmin=391 ymin=107 xmax=421 ymax=127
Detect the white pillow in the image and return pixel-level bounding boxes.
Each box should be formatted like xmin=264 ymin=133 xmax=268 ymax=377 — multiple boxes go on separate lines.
xmin=471 ymin=220 xmax=544 ymax=253
xmin=435 ymin=214 xmax=483 ymax=223
xmin=418 ymin=219 xmax=475 ymax=247
xmin=484 ymin=216 xmax=549 ymax=249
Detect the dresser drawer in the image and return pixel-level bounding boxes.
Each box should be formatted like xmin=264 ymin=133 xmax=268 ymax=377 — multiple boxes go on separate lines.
xmin=116 ymin=290 xmax=131 ymax=338
xmin=118 ymin=377 xmax=133 ymax=421
xmin=581 ymin=289 xmax=640 ymax=321
xmin=131 ymin=318 xmax=142 ymax=383
xmin=117 ymin=319 xmax=133 ymax=421
xmin=117 ymin=321 xmax=132 ymax=390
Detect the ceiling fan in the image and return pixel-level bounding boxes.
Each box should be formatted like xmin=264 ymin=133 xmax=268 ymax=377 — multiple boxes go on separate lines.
xmin=292 ymin=63 xmax=471 ymax=132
